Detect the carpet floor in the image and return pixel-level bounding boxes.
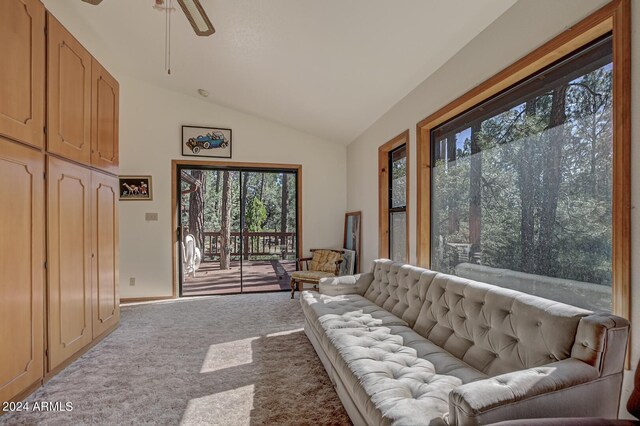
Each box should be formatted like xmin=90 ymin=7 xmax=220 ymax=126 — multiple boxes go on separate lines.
xmin=1 ymin=292 xmax=351 ymax=426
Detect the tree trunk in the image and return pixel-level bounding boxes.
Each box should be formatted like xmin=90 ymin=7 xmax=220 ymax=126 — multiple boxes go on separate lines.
xmin=259 ymin=174 xmax=265 ymax=201
xmin=280 ymin=174 xmax=289 ymax=252
xmin=469 ymin=122 xmax=482 ymax=262
xmin=519 ymin=101 xmax=537 ymax=273
xmin=219 ymin=170 xmax=232 ymax=270
xmin=535 ymin=85 xmax=568 ymax=274
xmin=242 ymin=173 xmax=249 ymax=260
xmin=447 ymin=134 xmax=459 ymax=233
xmin=188 ymin=170 xmax=205 ymax=250
xmin=213 ymin=171 xmax=220 ymax=213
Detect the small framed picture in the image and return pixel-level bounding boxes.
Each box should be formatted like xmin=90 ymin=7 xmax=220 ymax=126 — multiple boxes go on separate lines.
xmin=182 ymin=125 xmax=232 ymax=158
xmin=119 ymin=176 xmax=153 ymax=201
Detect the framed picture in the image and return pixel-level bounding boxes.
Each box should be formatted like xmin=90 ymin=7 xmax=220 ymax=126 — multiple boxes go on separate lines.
xmin=339 ymin=249 xmax=356 ymax=276
xmin=119 ymin=176 xmax=153 ymax=201
xmin=343 ymin=211 xmax=362 ymax=273
xmin=182 ymin=125 xmax=232 ymax=158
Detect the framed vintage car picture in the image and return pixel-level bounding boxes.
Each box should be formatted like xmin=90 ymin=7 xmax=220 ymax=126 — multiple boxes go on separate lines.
xmin=182 ymin=125 xmax=232 ymax=158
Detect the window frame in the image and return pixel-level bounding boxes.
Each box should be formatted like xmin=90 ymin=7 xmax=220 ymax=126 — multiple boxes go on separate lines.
xmin=379 ymin=130 xmax=410 ymax=260
xmin=416 ymin=0 xmax=630 ymax=321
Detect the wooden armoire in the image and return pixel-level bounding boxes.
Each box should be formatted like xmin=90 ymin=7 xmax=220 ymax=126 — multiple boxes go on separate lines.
xmin=0 ymin=0 xmax=120 ymax=404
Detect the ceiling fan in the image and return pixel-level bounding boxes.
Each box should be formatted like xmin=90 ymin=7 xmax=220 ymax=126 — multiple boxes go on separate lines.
xmin=80 ymin=0 xmax=215 ymax=36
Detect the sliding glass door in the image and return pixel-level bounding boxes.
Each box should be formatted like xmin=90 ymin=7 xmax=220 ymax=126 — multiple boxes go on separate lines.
xmin=178 ymin=165 xmax=298 ymax=296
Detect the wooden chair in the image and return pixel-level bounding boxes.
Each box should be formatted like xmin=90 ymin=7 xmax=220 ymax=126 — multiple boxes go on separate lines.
xmin=290 ymin=249 xmax=343 ymax=299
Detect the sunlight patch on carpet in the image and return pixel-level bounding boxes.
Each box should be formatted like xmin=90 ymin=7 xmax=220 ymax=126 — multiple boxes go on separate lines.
xmin=180 ymin=385 xmax=254 ymax=426
xmin=200 ymin=338 xmax=257 ymax=374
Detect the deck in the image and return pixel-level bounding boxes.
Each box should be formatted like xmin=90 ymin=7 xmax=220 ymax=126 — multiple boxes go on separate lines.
xmin=182 ymin=259 xmax=296 ymax=296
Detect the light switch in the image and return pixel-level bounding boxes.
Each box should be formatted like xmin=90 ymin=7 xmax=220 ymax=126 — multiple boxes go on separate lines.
xmin=145 ymin=212 xmax=158 ymax=221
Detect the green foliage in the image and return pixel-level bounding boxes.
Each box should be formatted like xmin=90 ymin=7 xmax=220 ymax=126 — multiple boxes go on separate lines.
xmin=245 ymin=197 xmax=267 ymax=232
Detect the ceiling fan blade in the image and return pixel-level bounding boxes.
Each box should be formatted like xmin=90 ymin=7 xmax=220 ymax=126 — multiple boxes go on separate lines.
xmin=81 ymin=0 xmax=104 ymax=4
xmin=177 ymin=0 xmax=215 ymax=36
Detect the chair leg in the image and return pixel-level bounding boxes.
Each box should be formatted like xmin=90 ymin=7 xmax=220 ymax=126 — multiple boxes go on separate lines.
xmin=290 ymin=278 xmax=296 ymax=299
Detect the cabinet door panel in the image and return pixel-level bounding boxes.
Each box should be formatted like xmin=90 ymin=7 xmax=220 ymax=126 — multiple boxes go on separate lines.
xmin=47 ymin=15 xmax=92 ymax=165
xmin=91 ymin=60 xmax=119 ymax=174
xmin=0 ymin=138 xmax=44 ymax=402
xmin=91 ymin=171 xmax=120 ymax=337
xmin=0 ymin=0 xmax=45 ymax=148
xmin=47 ymin=157 xmax=92 ymax=370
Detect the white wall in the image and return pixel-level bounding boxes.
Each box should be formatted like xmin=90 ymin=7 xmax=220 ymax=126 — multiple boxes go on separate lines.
xmin=119 ymin=75 xmax=347 ymax=298
xmin=39 ymin=0 xmax=348 ymax=300
xmin=346 ymin=0 xmax=639 ymax=417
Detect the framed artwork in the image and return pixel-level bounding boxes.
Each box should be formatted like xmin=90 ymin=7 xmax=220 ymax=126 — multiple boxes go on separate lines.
xmin=343 ymin=211 xmax=362 ymax=273
xmin=182 ymin=125 xmax=232 ymax=158
xmin=339 ymin=249 xmax=356 ymax=276
xmin=119 ymin=176 xmax=153 ymax=201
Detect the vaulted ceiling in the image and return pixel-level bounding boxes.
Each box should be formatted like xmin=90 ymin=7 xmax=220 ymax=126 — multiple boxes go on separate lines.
xmin=43 ymin=0 xmax=517 ymax=143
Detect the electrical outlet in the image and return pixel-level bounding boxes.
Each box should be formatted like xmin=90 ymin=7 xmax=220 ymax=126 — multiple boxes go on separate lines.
xmin=145 ymin=212 xmax=158 ymax=221
xmin=129 ymin=277 xmax=136 ymax=286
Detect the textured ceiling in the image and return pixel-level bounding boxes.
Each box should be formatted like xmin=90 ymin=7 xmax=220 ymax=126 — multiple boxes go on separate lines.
xmin=42 ymin=0 xmax=517 ymax=143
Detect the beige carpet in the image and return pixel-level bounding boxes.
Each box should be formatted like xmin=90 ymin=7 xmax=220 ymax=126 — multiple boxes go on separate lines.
xmin=1 ymin=292 xmax=351 ymax=425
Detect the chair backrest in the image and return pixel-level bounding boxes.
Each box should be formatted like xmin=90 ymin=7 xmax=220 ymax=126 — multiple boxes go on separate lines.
xmin=309 ymin=249 xmax=342 ymax=274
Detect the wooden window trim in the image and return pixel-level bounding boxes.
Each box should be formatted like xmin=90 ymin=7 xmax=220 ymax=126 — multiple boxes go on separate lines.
xmin=379 ymin=130 xmax=410 ymax=259
xmin=416 ymin=0 xmax=630 ymax=323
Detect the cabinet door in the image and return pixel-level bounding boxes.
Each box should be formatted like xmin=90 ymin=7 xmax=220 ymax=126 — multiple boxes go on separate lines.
xmin=91 ymin=171 xmax=120 ymax=337
xmin=47 ymin=157 xmax=92 ymax=370
xmin=0 ymin=138 xmax=44 ymax=402
xmin=0 ymin=0 xmax=45 ymax=148
xmin=47 ymin=14 xmax=92 ymax=165
xmin=91 ymin=60 xmax=119 ymax=174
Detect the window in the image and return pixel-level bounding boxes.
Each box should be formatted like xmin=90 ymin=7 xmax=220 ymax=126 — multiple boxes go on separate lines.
xmin=389 ymin=145 xmax=407 ymax=262
xmin=417 ymin=1 xmax=630 ymax=317
xmin=379 ymin=131 xmax=409 ymax=262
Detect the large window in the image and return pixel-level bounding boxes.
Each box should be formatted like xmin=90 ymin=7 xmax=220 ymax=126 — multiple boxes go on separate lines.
xmin=431 ymin=36 xmax=613 ymax=311
xmin=417 ymin=0 xmax=630 ymax=317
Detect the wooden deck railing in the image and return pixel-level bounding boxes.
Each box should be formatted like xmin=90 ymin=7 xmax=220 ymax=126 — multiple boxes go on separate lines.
xmin=203 ymin=231 xmax=296 ymax=259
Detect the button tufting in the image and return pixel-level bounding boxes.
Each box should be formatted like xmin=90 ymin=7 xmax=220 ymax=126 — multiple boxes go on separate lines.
xmin=537 ymin=321 xmax=542 ymax=326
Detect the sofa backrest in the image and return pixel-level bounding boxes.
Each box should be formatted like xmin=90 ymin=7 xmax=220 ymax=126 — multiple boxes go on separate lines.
xmin=364 ymin=260 xmax=437 ymax=328
xmin=412 ymin=273 xmax=591 ymax=376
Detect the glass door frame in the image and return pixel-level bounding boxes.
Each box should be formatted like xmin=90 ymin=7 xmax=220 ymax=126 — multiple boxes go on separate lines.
xmin=172 ymin=160 xmax=302 ymax=298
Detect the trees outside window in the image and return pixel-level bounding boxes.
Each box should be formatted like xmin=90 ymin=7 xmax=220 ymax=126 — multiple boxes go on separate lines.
xmin=430 ymin=36 xmax=613 ymax=311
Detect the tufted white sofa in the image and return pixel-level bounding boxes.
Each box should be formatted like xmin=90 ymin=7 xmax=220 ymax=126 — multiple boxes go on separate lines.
xmin=300 ymin=259 xmax=629 ymax=426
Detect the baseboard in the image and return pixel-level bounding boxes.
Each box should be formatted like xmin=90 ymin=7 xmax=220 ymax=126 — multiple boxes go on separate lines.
xmin=44 ymin=322 xmax=119 ymax=383
xmin=120 ymin=296 xmax=175 ymax=304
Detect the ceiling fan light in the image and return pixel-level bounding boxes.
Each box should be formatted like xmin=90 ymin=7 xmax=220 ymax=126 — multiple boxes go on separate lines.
xmin=81 ymin=0 xmax=104 ymax=4
xmin=177 ymin=0 xmax=215 ymax=36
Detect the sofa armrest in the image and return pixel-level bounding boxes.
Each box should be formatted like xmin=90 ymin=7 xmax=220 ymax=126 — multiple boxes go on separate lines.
xmin=449 ymin=358 xmax=607 ymax=426
xmin=319 ymin=272 xmax=373 ymax=296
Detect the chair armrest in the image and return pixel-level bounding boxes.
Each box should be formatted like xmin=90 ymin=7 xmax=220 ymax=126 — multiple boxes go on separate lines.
xmin=449 ymin=359 xmax=603 ymax=425
xmin=319 ymin=272 xmax=373 ymax=296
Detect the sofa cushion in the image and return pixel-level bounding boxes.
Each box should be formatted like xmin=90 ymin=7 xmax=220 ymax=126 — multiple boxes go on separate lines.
xmin=364 ymin=260 xmax=438 ymax=328
xmin=301 ymin=291 xmax=408 ymax=333
xmin=326 ymin=326 xmax=486 ymax=425
xmin=413 ymin=273 xmax=590 ymax=376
